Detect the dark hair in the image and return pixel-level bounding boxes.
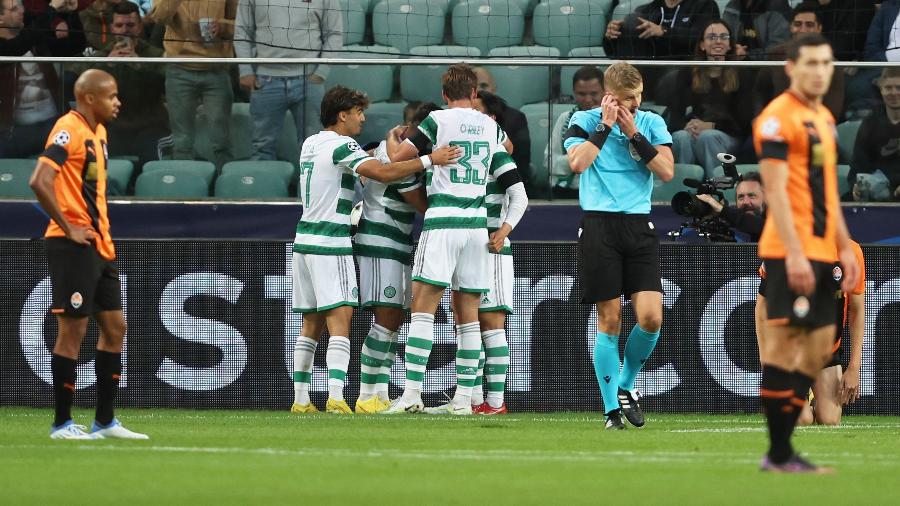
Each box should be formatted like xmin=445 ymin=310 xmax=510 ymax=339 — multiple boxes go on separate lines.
xmin=113 ymin=1 xmax=141 ymax=16
xmin=320 ymin=85 xmax=370 ymax=127
xmin=786 ymin=33 xmax=831 ymax=61
xmin=791 ymin=1 xmax=822 ymax=26
xmin=693 ymin=20 xmax=739 ymax=94
xmin=572 ymin=65 xmax=604 ymax=87
xmin=475 ymin=90 xmax=507 ymax=124
xmin=442 ymin=64 xmax=478 ymax=101
xmin=403 ymin=101 xmax=422 ymax=121
xmin=740 ymin=171 xmax=762 ymax=185
xmin=409 ymin=102 xmax=441 ymax=126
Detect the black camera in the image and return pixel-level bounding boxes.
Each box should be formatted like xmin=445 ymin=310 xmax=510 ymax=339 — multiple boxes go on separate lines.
xmin=669 ymin=153 xmax=741 ymax=242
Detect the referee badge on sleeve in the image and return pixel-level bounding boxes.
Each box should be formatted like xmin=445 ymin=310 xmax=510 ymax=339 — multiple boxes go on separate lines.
xmin=628 ymin=143 xmax=641 ymax=161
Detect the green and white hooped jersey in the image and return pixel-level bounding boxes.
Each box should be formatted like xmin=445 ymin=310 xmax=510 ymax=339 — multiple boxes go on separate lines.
xmin=354 ymin=141 xmax=422 ymax=266
xmin=484 ymin=145 xmax=516 ymax=255
xmin=416 ymin=108 xmax=506 ymax=231
xmin=294 ymin=130 xmax=373 ymax=255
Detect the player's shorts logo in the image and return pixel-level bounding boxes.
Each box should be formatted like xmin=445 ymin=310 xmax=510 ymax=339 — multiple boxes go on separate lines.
xmin=482 ymin=295 xmax=491 ymax=305
xmin=351 ymin=287 xmax=359 ymax=298
xmin=70 ymin=292 xmax=83 ymax=309
xmin=832 ymin=265 xmax=843 ymax=281
xmin=383 ymin=286 xmax=397 ymax=298
xmin=53 ymin=130 xmax=71 ymax=146
xmin=793 ymin=296 xmax=810 ymax=319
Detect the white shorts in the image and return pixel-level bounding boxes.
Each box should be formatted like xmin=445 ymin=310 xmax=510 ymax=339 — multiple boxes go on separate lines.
xmin=412 ymin=228 xmax=492 ymax=293
xmin=479 ymin=252 xmax=514 ymax=314
xmin=358 ymin=256 xmax=412 ymax=309
xmin=291 ymin=253 xmax=358 ymax=313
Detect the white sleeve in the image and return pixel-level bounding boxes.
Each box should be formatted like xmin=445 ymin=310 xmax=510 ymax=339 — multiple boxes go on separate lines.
xmin=501 ymin=181 xmax=528 ymax=230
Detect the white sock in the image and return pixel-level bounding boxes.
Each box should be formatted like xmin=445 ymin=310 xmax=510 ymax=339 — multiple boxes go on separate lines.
xmin=471 ymin=344 xmax=486 ymax=406
xmin=453 ymin=322 xmax=481 ymax=406
xmin=404 ymin=312 xmax=434 ymax=392
xmin=377 ymin=330 xmax=399 ymax=401
xmin=292 ymin=336 xmax=317 ymax=405
xmin=483 ymin=329 xmax=509 ymax=409
xmin=326 ymin=336 xmax=351 ymax=402
xmin=359 ymin=324 xmax=391 ymax=400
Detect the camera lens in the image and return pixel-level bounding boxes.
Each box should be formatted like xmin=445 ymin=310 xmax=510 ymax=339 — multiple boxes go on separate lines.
xmin=672 ymin=191 xmax=712 ymax=218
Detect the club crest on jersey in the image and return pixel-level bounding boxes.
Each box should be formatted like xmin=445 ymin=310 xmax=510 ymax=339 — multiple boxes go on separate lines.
xmin=383 ymin=286 xmax=397 ymax=298
xmin=346 ymin=141 xmax=360 ymax=152
xmin=793 ymin=296 xmax=810 ymax=319
xmin=832 ymin=265 xmax=843 ymax=282
xmin=760 ymin=117 xmax=781 ymax=138
xmin=53 ymin=130 xmax=71 ymax=146
xmin=351 ymin=287 xmax=359 ymax=298
xmin=70 ymin=292 xmax=83 ymax=309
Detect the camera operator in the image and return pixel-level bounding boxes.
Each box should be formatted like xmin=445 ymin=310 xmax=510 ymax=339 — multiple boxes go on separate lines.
xmin=695 ymin=171 xmax=766 ymax=241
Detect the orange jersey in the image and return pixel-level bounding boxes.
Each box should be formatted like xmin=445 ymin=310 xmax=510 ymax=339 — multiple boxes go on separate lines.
xmin=39 ymin=111 xmax=115 ymax=260
xmin=754 ymin=91 xmax=840 ymax=263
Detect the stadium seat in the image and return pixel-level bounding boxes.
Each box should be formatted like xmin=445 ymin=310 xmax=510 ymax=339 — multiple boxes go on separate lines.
xmin=106 ymin=159 xmax=134 ymax=196
xmin=561 ymin=47 xmax=607 ymax=98
xmin=521 ymin=102 xmax=573 ymax=188
xmin=221 ymin=161 xmax=297 ymax=187
xmin=532 ymin=0 xmax=607 ymax=57
xmin=451 ymin=0 xmax=525 ymax=55
xmin=358 ymin=101 xmax=409 ymax=147
xmin=142 ymin=160 xmax=216 ymax=186
xmin=715 ymin=0 xmax=729 ymax=15
xmin=0 ymin=159 xmax=35 ymax=198
xmin=214 ymin=171 xmax=290 ymax=199
xmin=837 ymin=164 xmax=851 ymax=197
xmin=372 ymin=0 xmax=446 ymax=53
xmin=400 ymin=45 xmax=482 ymax=104
xmin=134 ymin=168 xmax=209 ymax=199
xmin=653 ymin=163 xmax=703 ymax=203
xmin=328 ymin=45 xmax=400 ymax=103
xmin=485 ymin=46 xmax=560 ymax=108
xmin=338 ymin=0 xmax=367 ymax=45
xmin=611 ymin=0 xmax=633 ymax=21
xmin=836 ymin=120 xmax=861 ymax=164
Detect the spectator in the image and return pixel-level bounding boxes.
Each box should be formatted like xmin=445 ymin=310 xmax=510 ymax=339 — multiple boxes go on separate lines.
xmin=149 ymin=0 xmax=237 ymax=169
xmin=80 ymin=0 xmax=121 ymax=50
xmin=235 ymin=0 xmax=342 ymax=161
xmin=865 ymin=0 xmax=900 ymax=61
xmin=669 ymin=20 xmax=755 ymax=176
xmin=547 ymin=65 xmax=604 ymax=197
xmin=754 ymin=2 xmax=845 ymax=120
xmin=93 ymin=1 xmax=168 ymax=174
xmin=22 ymin=0 xmax=85 ymax=56
xmin=812 ymin=0 xmax=876 ymax=62
xmin=850 ymin=68 xmax=900 ymax=201
xmin=604 ymin=0 xmax=720 ymax=60
xmin=0 ymin=0 xmax=77 ymax=158
xmin=721 ymin=0 xmax=791 ymax=60
xmin=472 ymin=66 xmax=532 ymax=186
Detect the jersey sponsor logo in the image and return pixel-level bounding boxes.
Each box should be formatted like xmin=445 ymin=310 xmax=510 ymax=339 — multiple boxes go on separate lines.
xmin=53 ymin=130 xmax=71 ymax=146
xmin=383 ymin=286 xmax=397 ymax=298
xmin=70 ymin=292 xmax=83 ymax=309
xmin=832 ymin=265 xmax=843 ymax=282
xmin=793 ymin=295 xmax=810 ymax=319
xmin=760 ymin=117 xmax=781 ymax=138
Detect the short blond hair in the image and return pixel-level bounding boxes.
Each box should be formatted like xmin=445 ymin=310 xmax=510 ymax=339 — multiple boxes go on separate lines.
xmin=604 ymin=62 xmax=643 ymax=92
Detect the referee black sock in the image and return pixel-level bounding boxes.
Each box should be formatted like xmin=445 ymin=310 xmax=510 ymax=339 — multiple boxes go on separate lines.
xmin=51 ymin=354 xmax=77 ymax=428
xmin=94 ymin=350 xmax=122 ymax=426
xmin=759 ymin=365 xmax=796 ymax=464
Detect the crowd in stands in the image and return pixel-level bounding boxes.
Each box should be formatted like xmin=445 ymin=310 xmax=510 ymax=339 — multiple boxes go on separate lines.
xmin=0 ymin=0 xmax=899 ymax=202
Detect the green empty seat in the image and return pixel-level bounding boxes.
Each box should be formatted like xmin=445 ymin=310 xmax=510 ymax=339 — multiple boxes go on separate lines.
xmin=520 ymin=102 xmax=573 ymax=189
xmin=561 ymin=48 xmax=607 ymax=98
xmin=837 ymin=164 xmax=851 ymax=197
xmin=485 ymin=46 xmax=560 ymax=108
xmin=533 ymin=0 xmax=606 ymax=56
xmin=135 ymin=168 xmax=209 ymax=199
xmin=339 ymin=0 xmax=367 ymax=45
xmin=358 ymin=101 xmax=409 ymax=147
xmin=0 ymin=159 xmax=35 ymax=199
xmin=221 ymin=160 xmax=296 ymax=186
xmin=373 ymin=0 xmax=446 ymax=53
xmin=653 ymin=163 xmax=704 ymax=203
xmin=836 ymin=120 xmax=861 ymax=163
xmin=611 ymin=0 xmax=633 ymax=20
xmin=214 ymin=171 xmax=289 ymax=199
xmin=400 ymin=45 xmax=482 ymax=104
xmin=452 ymin=0 xmax=525 ymax=54
xmin=106 ymin=159 xmax=134 ymax=196
xmin=142 ymin=160 xmax=216 ymax=186
xmin=328 ymin=45 xmax=400 ymax=103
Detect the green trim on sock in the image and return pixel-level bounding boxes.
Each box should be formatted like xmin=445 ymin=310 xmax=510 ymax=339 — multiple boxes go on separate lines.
xmin=484 ymin=346 xmax=510 ymax=358
xmin=328 ymin=369 xmax=346 ymax=381
xmin=292 ymin=371 xmax=311 ymax=383
xmin=406 ymin=337 xmax=433 ymax=351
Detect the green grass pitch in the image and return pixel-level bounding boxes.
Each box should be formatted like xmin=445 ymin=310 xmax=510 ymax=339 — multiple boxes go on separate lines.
xmin=2 ymin=408 xmax=900 ymax=504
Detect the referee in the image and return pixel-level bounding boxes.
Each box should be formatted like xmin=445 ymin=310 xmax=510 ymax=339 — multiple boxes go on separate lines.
xmin=563 ymin=62 xmax=675 ymax=430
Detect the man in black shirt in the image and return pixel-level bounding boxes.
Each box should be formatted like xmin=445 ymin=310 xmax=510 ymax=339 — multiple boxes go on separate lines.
xmin=850 ymin=68 xmax=900 ymax=201
xmin=604 ymin=0 xmax=720 ymax=60
xmin=696 ymin=171 xmax=766 ymax=241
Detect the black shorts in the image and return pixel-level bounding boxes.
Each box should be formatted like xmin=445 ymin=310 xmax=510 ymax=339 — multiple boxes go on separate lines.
xmin=577 ymin=212 xmax=662 ymax=303
xmin=46 ymin=237 xmax=122 ymax=317
xmin=762 ymin=258 xmax=836 ymax=330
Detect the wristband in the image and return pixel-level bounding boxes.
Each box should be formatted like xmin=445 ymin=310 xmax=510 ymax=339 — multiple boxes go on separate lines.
xmin=630 ymin=133 xmax=659 ymax=163
xmin=588 ymin=123 xmax=611 ymax=150
xmin=419 ymin=154 xmax=433 ymax=169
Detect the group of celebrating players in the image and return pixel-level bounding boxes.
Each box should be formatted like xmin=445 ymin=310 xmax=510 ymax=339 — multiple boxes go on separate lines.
xmin=32 ymin=31 xmax=861 ymax=474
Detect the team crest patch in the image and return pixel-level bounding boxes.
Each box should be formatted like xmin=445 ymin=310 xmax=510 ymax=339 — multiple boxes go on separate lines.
xmin=760 ymin=117 xmax=781 ymax=138
xmin=383 ymin=286 xmax=397 ymax=298
xmin=832 ymin=265 xmax=843 ymax=282
xmin=70 ymin=292 xmax=83 ymax=309
xmin=347 ymin=141 xmax=360 ymax=152
xmin=53 ymin=130 xmax=71 ymax=146
xmin=351 ymin=287 xmax=359 ymax=298
xmin=793 ymin=296 xmax=810 ymax=319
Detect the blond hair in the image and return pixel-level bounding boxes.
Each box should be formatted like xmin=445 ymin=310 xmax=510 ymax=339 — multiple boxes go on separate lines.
xmin=604 ymin=62 xmax=643 ymax=92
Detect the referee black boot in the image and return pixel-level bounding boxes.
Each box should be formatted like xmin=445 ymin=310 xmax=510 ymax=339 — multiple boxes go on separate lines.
xmin=617 ymin=388 xmax=645 ymax=428
xmin=604 ymin=410 xmax=626 ymax=430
